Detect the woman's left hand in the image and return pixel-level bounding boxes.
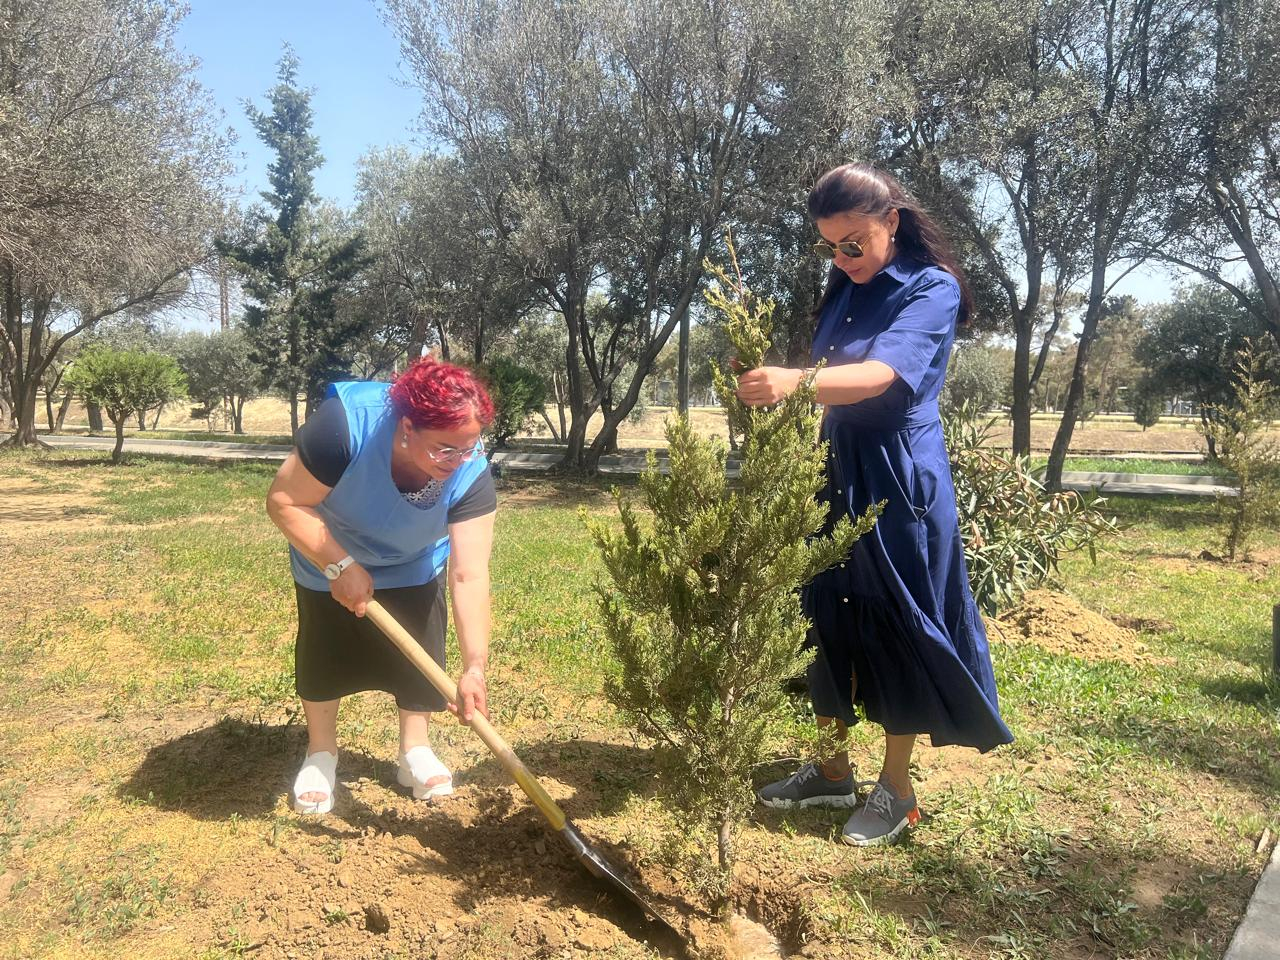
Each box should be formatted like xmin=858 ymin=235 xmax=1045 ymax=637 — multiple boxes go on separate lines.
xmin=449 ymin=666 xmax=488 ymax=724
xmin=736 ymin=366 xmax=803 ymax=407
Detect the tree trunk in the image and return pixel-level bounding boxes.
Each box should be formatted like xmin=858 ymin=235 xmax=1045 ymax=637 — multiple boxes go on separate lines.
xmin=233 ymin=397 xmax=245 ymax=434
xmin=55 ymin=391 xmax=73 ymax=431
xmin=716 ymin=813 xmax=733 ymax=920
xmin=677 ymin=310 xmax=690 ymax=414
xmin=88 ymin=403 xmax=104 ymax=433
xmin=537 ymin=407 xmax=561 ymax=441
xmin=10 ymin=375 xmax=43 ymax=446
xmin=112 ymin=418 xmax=126 ymax=464
xmin=151 ymin=403 xmax=164 ymax=430
xmin=45 ymin=392 xmax=55 ymax=432
xmin=1045 ymin=268 xmax=1108 ymax=489
xmin=1011 ymin=318 xmax=1033 ymax=457
xmin=136 ymin=410 xmax=146 ymax=430
xmin=289 ymin=395 xmax=299 ymax=437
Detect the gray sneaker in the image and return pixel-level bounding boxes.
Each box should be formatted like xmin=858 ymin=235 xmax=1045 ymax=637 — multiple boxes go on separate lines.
xmin=757 ymin=762 xmax=858 ymax=809
xmin=841 ymin=779 xmax=920 ymax=846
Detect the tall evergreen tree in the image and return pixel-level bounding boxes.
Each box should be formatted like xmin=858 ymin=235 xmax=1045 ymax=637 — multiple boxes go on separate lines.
xmin=219 ymin=50 xmax=367 ymax=435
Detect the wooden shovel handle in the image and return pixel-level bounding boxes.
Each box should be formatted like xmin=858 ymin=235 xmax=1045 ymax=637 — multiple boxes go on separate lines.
xmin=364 ymin=599 xmax=567 ymax=831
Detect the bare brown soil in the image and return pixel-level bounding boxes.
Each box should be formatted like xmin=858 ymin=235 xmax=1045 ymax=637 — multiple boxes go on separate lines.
xmin=988 ymin=589 xmax=1163 ymax=664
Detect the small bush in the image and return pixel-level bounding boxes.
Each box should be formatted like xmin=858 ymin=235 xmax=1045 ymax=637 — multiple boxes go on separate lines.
xmin=946 ymin=405 xmax=1118 ymax=614
xmin=483 ymin=356 xmax=547 ymax=449
xmin=1205 ymin=341 xmax=1280 ymax=561
xmin=941 ymin=342 xmax=1008 ymax=416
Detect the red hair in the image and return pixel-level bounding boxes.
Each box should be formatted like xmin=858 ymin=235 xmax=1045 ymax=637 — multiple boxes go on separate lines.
xmin=388 ymin=357 xmax=495 ymax=430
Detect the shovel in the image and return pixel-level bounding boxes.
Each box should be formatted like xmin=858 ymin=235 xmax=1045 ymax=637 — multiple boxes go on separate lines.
xmin=364 ymin=599 xmax=682 ymax=941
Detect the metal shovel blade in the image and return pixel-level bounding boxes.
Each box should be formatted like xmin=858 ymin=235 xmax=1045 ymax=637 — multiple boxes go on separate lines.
xmin=558 ymin=818 xmax=683 ymax=939
xmin=362 ymin=600 xmax=683 ymax=943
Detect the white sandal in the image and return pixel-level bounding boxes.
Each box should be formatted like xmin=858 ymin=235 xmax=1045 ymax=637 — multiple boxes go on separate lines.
xmin=397 ymin=744 xmax=453 ymax=800
xmin=293 ymin=750 xmax=338 ymax=815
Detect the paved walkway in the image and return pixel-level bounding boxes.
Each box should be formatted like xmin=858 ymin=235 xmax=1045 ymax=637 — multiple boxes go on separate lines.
xmin=1225 ymin=839 xmax=1280 ymax=960
xmin=38 ymin=435 xmax=1239 ymax=496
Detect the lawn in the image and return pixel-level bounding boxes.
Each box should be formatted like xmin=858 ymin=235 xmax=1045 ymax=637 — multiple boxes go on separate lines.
xmin=0 ymin=449 xmax=1275 ymax=960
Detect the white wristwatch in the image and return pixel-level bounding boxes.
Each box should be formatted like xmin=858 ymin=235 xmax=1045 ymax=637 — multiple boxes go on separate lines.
xmin=323 ymin=555 xmax=355 ymax=581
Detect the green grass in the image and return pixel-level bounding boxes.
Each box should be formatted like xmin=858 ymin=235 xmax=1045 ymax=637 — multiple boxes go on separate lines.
xmin=1053 ymin=456 xmax=1234 ymax=478
xmin=0 ymin=449 xmax=1275 ymax=960
xmin=48 ymin=427 xmax=294 ymax=445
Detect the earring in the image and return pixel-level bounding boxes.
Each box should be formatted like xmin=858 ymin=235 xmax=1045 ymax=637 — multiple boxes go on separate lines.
xmin=401 ymin=434 xmax=409 ymax=449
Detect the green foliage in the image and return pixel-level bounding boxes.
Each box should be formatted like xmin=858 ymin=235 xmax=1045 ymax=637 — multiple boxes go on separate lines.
xmin=1134 ymin=284 xmax=1274 ymax=425
xmin=67 ymin=347 xmax=186 ymax=463
xmin=945 ymin=406 xmax=1118 ymax=614
xmin=584 ymin=250 xmax=878 ymax=902
xmin=483 ymin=356 xmax=547 ymax=448
xmin=1205 ymin=341 xmax=1280 ymax=561
xmin=177 ymin=330 xmax=261 ymax=433
xmin=1130 ymin=381 xmax=1164 ymax=430
xmin=217 ymin=52 xmax=368 ymax=434
xmin=940 ymin=341 xmax=1010 ymax=416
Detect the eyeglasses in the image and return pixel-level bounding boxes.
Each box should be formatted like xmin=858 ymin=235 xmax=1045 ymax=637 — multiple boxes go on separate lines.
xmin=425 ymin=438 xmax=485 ymax=465
xmin=812 ymin=240 xmax=864 ymax=260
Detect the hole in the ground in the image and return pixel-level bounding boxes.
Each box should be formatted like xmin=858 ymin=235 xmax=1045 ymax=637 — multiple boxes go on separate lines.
xmin=726 ymin=881 xmax=809 ymax=958
xmin=727 ymin=912 xmax=787 ymax=959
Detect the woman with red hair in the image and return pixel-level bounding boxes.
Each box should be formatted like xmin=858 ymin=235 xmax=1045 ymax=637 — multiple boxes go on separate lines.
xmin=266 ymin=358 xmax=497 ymax=815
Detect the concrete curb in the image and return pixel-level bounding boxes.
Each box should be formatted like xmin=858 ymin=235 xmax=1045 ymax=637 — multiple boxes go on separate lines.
xmin=1224 ymin=839 xmax=1280 ymax=960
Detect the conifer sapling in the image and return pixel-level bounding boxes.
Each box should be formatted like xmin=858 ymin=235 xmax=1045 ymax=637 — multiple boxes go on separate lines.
xmin=584 ymin=247 xmax=878 ymax=909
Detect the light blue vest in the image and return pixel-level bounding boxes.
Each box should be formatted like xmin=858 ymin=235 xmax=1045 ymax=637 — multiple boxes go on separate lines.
xmin=290 ymin=381 xmax=490 ymax=591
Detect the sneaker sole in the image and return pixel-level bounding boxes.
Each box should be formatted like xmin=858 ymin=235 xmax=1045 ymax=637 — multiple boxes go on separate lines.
xmin=841 ymin=809 xmax=919 ymax=847
xmin=758 ymin=792 xmax=859 ymax=810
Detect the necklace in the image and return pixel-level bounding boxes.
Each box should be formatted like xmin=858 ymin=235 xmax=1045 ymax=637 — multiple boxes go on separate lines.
xmin=402 ymin=477 xmax=443 ymax=510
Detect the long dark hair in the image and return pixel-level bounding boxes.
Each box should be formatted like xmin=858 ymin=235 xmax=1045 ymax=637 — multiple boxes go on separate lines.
xmin=808 ymin=163 xmax=973 ymax=324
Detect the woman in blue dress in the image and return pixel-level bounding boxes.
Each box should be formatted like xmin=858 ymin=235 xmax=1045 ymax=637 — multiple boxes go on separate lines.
xmin=740 ymin=163 xmax=1013 ymax=845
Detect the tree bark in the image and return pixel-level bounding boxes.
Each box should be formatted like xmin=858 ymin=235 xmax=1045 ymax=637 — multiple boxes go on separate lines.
xmin=55 ymin=392 xmax=73 ymax=431
xmin=111 ymin=418 xmax=126 ymax=464
xmin=1045 ymin=265 xmax=1108 ymax=489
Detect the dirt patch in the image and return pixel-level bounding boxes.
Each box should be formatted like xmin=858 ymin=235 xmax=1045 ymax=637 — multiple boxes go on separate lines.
xmin=988 ymin=590 xmax=1159 ymax=665
xmin=0 ymin=476 xmax=105 ymax=541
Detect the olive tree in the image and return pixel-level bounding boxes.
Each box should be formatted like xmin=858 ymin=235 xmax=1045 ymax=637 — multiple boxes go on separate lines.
xmin=0 ymin=0 xmax=231 ymax=447
xmin=67 ymin=347 xmax=186 ymax=463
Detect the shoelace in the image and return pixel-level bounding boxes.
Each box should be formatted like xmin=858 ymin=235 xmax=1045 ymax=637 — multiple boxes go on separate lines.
xmin=865 ymin=783 xmax=897 ymax=822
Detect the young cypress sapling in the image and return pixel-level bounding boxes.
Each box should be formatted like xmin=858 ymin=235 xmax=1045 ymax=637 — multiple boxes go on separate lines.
xmin=584 ymin=248 xmax=878 ymax=908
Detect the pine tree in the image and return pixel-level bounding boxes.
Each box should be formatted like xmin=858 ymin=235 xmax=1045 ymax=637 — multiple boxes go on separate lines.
xmin=218 ymin=50 xmax=367 ymax=435
xmin=1206 ymin=340 xmax=1280 ymax=561
xmin=585 ymin=248 xmax=878 ymax=911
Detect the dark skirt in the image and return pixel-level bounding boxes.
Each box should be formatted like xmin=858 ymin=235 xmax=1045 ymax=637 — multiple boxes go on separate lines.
xmin=294 ymin=577 xmax=448 ymax=712
xmin=804 ymin=403 xmax=1013 ymax=753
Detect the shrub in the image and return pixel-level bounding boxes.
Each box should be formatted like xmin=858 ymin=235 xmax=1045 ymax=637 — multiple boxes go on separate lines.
xmin=1205 ymin=341 xmax=1280 ymax=561
xmin=945 ymin=405 xmax=1118 ymax=613
xmin=483 ymin=356 xmax=546 ymax=449
xmin=940 ymin=342 xmax=1008 ymax=416
xmin=1131 ymin=382 xmax=1164 ymax=430
xmin=67 ymin=347 xmax=185 ymax=463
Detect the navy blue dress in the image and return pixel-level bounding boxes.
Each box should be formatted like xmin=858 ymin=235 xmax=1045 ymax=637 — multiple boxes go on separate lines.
xmin=804 ymin=257 xmax=1013 ymax=752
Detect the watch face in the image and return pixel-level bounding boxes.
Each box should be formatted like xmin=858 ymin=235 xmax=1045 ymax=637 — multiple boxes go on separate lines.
xmin=324 ymin=564 xmax=340 ymax=580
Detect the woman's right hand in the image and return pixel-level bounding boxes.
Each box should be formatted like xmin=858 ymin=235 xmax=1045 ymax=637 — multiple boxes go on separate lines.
xmin=330 ymin=562 xmax=374 ymax=617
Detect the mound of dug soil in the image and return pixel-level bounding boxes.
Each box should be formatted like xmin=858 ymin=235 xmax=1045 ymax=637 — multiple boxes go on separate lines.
xmin=988 ymin=590 xmax=1156 ymax=665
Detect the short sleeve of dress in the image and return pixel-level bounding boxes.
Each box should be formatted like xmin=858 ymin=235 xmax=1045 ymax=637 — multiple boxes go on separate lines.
xmin=864 ymin=273 xmax=960 ymax=394
xmin=295 ymin=397 xmax=352 ymax=487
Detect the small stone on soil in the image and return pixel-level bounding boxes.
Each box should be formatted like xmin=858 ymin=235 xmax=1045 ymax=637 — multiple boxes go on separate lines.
xmin=364 ymin=903 xmax=391 ymax=934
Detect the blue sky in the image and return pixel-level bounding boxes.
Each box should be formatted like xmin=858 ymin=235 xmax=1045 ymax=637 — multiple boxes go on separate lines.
xmin=174 ymin=0 xmax=1177 ymax=306
xmin=177 ymin=0 xmax=423 ymax=208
